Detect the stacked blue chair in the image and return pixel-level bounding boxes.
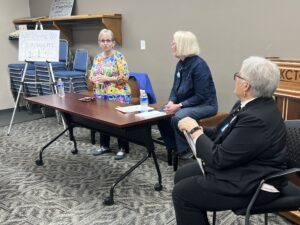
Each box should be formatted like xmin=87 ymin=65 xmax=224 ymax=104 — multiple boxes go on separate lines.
xmin=8 ymin=63 xmax=39 ymax=98
xmin=54 ymin=49 xmax=88 ymax=93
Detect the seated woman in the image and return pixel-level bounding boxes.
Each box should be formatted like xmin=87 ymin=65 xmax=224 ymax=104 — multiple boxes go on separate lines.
xmin=174 ymin=56 xmax=287 ymax=225
xmin=89 ymin=29 xmax=131 ymax=160
xmin=158 ymin=31 xmax=218 ymax=160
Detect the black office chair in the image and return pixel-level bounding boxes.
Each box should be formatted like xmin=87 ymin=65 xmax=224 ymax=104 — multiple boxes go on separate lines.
xmin=212 ymin=119 xmax=300 ymax=225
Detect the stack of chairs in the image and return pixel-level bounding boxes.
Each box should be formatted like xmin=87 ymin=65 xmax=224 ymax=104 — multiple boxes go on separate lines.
xmin=8 ymin=41 xmax=89 ymax=113
xmin=34 ymin=39 xmax=69 ymax=95
xmin=54 ymin=49 xmax=89 ymax=93
xmin=8 ymin=39 xmax=69 ymax=98
xmin=8 ymin=63 xmax=37 ymax=100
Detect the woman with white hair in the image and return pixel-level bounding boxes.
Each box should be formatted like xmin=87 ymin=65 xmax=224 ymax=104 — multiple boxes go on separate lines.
xmin=158 ymin=31 xmax=218 ymax=162
xmin=90 ymin=29 xmax=131 ymax=160
xmin=173 ymin=56 xmax=287 ymax=225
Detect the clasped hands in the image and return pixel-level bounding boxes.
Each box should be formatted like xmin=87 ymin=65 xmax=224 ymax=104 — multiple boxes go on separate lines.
xmin=91 ymin=73 xmax=117 ymax=84
xmin=163 ymin=101 xmax=182 ymax=113
xmin=178 ymin=117 xmax=204 ymax=139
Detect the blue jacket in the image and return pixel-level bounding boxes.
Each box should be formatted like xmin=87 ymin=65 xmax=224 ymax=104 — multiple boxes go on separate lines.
xmin=129 ymin=72 xmax=157 ymax=104
xmin=169 ymin=55 xmax=217 ymax=108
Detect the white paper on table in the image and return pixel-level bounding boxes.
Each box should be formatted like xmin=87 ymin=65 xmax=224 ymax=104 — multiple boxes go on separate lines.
xmin=135 ymin=110 xmax=166 ymax=119
xmin=183 ymin=130 xmax=205 ymax=176
xmin=115 ymin=105 xmax=153 ymax=113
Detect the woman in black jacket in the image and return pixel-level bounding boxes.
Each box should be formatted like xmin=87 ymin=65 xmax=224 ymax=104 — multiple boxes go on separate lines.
xmin=174 ymin=56 xmax=287 ymax=225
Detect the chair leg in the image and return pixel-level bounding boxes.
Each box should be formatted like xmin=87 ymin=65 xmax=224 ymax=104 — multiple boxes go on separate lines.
xmin=173 ymin=151 xmax=178 ymax=171
xmin=167 ymin=149 xmax=172 ymax=166
xmin=212 ymin=211 xmax=217 ymax=225
xmin=264 ymin=213 xmax=268 ymax=225
xmin=245 ymin=214 xmax=250 ymax=225
xmin=90 ymin=130 xmax=96 ymax=145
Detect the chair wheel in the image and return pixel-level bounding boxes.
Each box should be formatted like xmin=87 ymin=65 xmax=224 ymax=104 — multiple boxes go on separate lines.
xmin=154 ymin=183 xmax=163 ymax=191
xmin=71 ymin=149 xmax=78 ymax=154
xmin=103 ymin=196 xmax=114 ymax=205
xmin=36 ymin=159 xmax=44 ymax=166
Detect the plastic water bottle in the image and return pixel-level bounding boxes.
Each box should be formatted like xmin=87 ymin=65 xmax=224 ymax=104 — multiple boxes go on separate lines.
xmin=140 ymin=89 xmax=148 ymax=112
xmin=57 ymin=78 xmax=65 ymax=97
xmin=94 ymin=83 xmax=103 ymax=99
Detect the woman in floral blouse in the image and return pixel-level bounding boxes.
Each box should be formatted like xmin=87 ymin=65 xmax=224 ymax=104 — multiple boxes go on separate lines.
xmin=90 ymin=29 xmax=131 ymax=160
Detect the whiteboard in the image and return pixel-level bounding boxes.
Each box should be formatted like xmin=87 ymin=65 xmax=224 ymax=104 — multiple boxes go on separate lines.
xmin=18 ymin=30 xmax=60 ymax=62
xmin=49 ymin=0 xmax=74 ymax=18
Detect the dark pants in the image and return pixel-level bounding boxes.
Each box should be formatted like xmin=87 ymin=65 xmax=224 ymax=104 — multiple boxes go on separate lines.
xmin=100 ymin=134 xmax=129 ymax=151
xmin=158 ymin=105 xmax=217 ymax=153
xmin=172 ymin=162 xmax=280 ymax=225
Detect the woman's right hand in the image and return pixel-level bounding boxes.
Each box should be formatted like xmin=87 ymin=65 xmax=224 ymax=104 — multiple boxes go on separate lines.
xmin=178 ymin=117 xmax=199 ymax=132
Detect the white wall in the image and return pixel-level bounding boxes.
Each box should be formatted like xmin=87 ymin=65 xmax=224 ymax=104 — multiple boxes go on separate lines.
xmin=8 ymin=0 xmax=300 ymax=112
xmin=0 ymin=0 xmax=30 ymax=110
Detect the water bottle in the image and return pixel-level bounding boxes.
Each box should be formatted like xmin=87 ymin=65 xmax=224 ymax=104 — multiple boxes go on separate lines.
xmin=94 ymin=83 xmax=103 ymax=99
xmin=57 ymin=78 xmax=65 ymax=97
xmin=140 ymin=89 xmax=148 ymax=112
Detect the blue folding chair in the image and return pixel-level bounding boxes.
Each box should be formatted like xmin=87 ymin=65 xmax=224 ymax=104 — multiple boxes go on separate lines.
xmin=54 ymin=49 xmax=88 ymax=93
xmin=8 ymin=64 xmax=39 ymax=97
xmin=58 ymin=39 xmax=69 ymax=69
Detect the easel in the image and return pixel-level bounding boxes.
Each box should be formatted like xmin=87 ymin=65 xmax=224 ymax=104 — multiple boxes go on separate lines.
xmin=7 ymin=22 xmax=60 ymax=135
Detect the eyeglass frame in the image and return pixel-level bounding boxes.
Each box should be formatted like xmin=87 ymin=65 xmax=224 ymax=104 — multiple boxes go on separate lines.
xmin=98 ymin=39 xmax=113 ymax=44
xmin=234 ymin=72 xmax=249 ymax=82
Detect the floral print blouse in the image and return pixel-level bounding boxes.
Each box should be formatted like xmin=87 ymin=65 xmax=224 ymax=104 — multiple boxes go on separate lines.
xmin=90 ymin=51 xmax=131 ymax=103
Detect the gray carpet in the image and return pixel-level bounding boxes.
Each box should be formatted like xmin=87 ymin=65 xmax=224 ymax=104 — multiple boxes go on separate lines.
xmin=0 ymin=107 xmax=45 ymax=127
xmin=0 ymin=118 xmax=296 ymax=225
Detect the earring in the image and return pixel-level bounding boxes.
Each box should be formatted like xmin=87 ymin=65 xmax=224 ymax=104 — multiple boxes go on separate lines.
xmin=243 ymin=92 xmax=246 ymax=97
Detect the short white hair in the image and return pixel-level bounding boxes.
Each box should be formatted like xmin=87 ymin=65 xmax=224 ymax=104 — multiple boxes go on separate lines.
xmin=240 ymin=56 xmax=280 ymax=97
xmin=173 ymin=31 xmax=200 ymax=58
xmin=98 ymin=29 xmax=114 ymax=41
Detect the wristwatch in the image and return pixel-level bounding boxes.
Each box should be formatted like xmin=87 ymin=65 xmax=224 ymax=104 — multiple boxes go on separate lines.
xmin=189 ymin=126 xmax=202 ymax=135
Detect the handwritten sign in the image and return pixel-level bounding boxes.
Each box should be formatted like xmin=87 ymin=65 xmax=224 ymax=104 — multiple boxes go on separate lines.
xmin=49 ymin=0 xmax=74 ymax=18
xmin=18 ymin=30 xmax=60 ymax=62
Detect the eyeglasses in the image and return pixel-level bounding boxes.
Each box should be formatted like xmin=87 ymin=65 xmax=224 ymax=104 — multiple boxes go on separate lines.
xmin=98 ymin=39 xmax=113 ymax=43
xmin=234 ymin=72 xmax=248 ymax=82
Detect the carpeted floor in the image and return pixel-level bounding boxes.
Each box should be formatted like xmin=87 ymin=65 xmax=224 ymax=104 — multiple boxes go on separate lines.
xmin=0 ymin=117 xmax=296 ymax=225
xmin=0 ymin=106 xmax=46 ymax=127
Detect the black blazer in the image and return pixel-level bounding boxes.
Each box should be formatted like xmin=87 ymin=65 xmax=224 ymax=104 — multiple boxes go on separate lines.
xmin=196 ymin=97 xmax=287 ymax=195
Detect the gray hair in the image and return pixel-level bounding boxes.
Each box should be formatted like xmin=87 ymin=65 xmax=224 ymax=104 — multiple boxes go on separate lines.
xmin=240 ymin=56 xmax=280 ymax=97
xmin=173 ymin=31 xmax=200 ymax=58
xmin=98 ymin=29 xmax=115 ymax=41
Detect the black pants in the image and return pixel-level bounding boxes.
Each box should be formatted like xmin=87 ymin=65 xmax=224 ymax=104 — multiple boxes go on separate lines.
xmin=100 ymin=134 xmax=129 ymax=151
xmin=172 ymin=162 xmax=280 ymax=225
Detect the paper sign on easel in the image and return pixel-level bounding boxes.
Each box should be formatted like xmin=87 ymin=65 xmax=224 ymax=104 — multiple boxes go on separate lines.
xmin=18 ymin=30 xmax=60 ymax=62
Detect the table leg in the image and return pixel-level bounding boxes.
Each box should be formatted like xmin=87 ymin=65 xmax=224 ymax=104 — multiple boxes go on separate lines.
xmin=103 ymin=153 xmax=149 ymax=205
xmin=36 ymin=127 xmax=69 ymax=166
xmin=68 ymin=125 xmax=78 ymax=154
xmin=103 ymin=125 xmax=163 ymax=205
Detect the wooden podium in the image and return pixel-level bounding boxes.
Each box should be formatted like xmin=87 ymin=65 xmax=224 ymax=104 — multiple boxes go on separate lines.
xmin=270 ymin=58 xmax=300 ymax=120
xmin=269 ymin=58 xmax=300 ymax=224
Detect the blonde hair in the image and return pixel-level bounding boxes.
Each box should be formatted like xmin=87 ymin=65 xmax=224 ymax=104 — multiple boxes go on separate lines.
xmin=173 ymin=31 xmax=200 ymax=58
xmin=98 ymin=29 xmax=115 ymax=41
